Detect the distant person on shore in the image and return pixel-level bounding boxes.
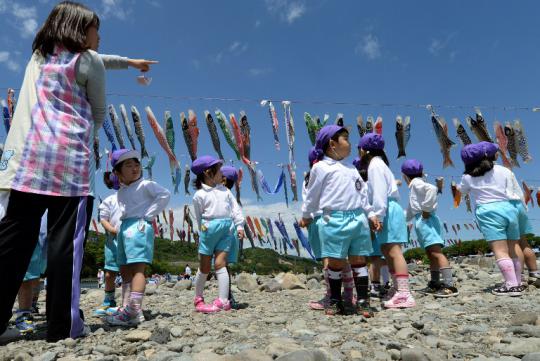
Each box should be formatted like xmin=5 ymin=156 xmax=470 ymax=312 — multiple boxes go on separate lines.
xmin=458 ymin=143 xmax=525 ymax=296
xmin=104 ymin=149 xmax=170 ymax=326
xmin=191 ymin=156 xmax=245 ymax=313
xmin=97 ymin=269 xmax=104 ymax=289
xmin=402 ymin=159 xmax=458 ymax=298
xmin=184 ymin=264 xmax=192 ymax=279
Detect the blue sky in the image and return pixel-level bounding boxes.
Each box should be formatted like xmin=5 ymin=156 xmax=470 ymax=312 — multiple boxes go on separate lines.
xmin=1 ymin=0 xmax=539 ymax=248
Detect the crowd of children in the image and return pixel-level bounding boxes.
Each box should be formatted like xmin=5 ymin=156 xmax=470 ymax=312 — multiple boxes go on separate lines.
xmin=0 ymin=0 xmax=538 ymax=345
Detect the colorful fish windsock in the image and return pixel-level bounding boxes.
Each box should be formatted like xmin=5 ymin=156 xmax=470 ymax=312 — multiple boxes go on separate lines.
xmin=431 ymin=113 xmax=455 ymax=168
xmin=119 ymin=104 xmax=137 ymax=150
xmin=102 ymin=117 xmax=118 ymax=152
xmin=451 ymin=181 xmax=461 ymax=208
xmin=169 ymin=209 xmax=174 ymax=241
xmin=522 ymin=181 xmax=533 ymax=207
xmin=130 ymin=105 xmax=149 ymax=158
xmin=215 ymin=110 xmax=240 ymax=160
xmin=282 ymin=101 xmax=296 ymax=169
xmin=258 ymin=168 xmax=285 ymax=194
xmin=294 ymin=220 xmax=314 ymax=259
xmin=374 ymin=116 xmax=383 ymax=135
xmin=204 ymin=111 xmax=224 ymax=159
xmin=304 ymin=112 xmax=318 ymax=145
xmin=187 ymin=110 xmax=200 ymax=161
xmin=108 ymin=104 xmax=126 ymax=148
xmin=288 ymin=164 xmax=298 ymax=202
xmin=261 ymin=100 xmax=280 ymax=150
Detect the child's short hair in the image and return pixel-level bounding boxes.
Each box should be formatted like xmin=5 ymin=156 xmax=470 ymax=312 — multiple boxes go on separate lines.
xmin=193 ymin=163 xmax=220 ymax=190
xmin=464 ymin=158 xmax=494 ymax=177
xmin=32 ymin=1 xmax=100 ymax=57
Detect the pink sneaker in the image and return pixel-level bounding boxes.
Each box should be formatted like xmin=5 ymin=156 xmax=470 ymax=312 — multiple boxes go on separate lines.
xmin=195 ymin=298 xmax=231 ymax=313
xmin=383 ymin=291 xmax=416 ymax=309
xmin=308 ymin=295 xmax=329 ymax=310
xmin=212 ymin=298 xmax=231 ymax=311
xmin=194 ymin=296 xmax=206 ymax=311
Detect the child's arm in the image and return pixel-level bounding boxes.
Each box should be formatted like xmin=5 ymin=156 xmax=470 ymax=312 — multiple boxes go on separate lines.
xmin=192 ymin=194 xmax=203 ymax=231
xmin=143 ymin=181 xmax=171 ymax=220
xmin=100 ymin=219 xmax=117 ymax=235
xmin=229 ymin=191 xmax=245 ymax=239
xmin=301 ymin=165 xmax=324 ymax=223
xmin=100 ymin=54 xmax=158 ymax=72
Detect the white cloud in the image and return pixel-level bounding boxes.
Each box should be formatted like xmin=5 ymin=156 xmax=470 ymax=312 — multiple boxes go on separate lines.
xmin=355 ymin=34 xmax=381 ymax=60
xmin=247 ymin=67 xmax=272 ymax=77
xmin=0 ymin=51 xmax=20 ymax=72
xmin=265 ymin=0 xmax=306 ymax=24
xmin=214 ymin=51 xmax=224 ymax=64
xmin=0 ymin=3 xmax=39 ymax=38
xmin=99 ymin=0 xmax=132 ymax=20
xmin=228 ymin=41 xmax=248 ymax=54
xmin=428 ymin=33 xmax=457 ymax=60
xmin=428 ymin=39 xmax=444 ymax=55
xmin=255 ymin=20 xmax=261 ymax=28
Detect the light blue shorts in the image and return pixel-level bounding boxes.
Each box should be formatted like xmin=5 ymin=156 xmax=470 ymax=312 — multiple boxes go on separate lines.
xmin=117 ymin=218 xmax=154 ymax=265
xmin=199 ymin=218 xmax=233 ymax=256
xmin=414 ymin=213 xmax=444 ymax=250
xmin=308 ymin=215 xmax=322 ymax=261
xmin=319 ymin=209 xmax=372 ymax=259
xmin=475 ymin=201 xmax=520 ymax=242
xmin=104 ymin=234 xmax=119 ymax=272
xmin=371 ymin=199 xmax=407 ymax=256
xmin=509 ymin=200 xmax=534 ymax=237
xmin=227 ymin=233 xmax=240 ymax=264
xmin=24 ymin=242 xmax=46 ymax=282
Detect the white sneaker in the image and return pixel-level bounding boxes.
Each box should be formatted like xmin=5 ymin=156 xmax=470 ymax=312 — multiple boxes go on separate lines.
xmin=383 ymin=291 xmax=416 ymax=308
xmin=0 ymin=328 xmax=21 ymax=345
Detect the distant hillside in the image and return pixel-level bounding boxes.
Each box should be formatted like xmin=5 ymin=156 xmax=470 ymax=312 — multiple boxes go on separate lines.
xmin=83 ymin=231 xmax=320 ymax=277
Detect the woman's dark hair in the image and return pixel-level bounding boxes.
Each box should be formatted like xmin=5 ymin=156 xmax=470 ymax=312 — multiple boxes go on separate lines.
xmin=103 ymin=171 xmax=114 ymax=189
xmin=32 ymin=1 xmax=100 ymax=57
xmin=193 ymin=164 xmax=220 ymax=190
xmin=323 ymin=128 xmax=349 ymax=153
xmin=358 ymin=168 xmax=368 ymax=182
xmin=464 ymin=158 xmax=494 ymax=177
xmin=359 ymin=149 xmax=389 ymax=180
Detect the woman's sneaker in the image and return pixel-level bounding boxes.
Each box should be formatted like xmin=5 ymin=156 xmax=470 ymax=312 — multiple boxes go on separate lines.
xmin=434 ymin=286 xmax=459 ymax=298
xmin=383 ymin=291 xmax=416 ymax=308
xmin=15 ymin=313 xmax=34 ymax=334
xmin=491 ymin=284 xmax=523 ymax=297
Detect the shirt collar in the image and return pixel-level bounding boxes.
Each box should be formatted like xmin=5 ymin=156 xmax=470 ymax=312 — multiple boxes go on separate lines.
xmin=408 ymin=177 xmax=424 ymax=189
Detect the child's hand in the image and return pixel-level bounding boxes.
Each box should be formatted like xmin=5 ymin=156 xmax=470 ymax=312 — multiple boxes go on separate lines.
xmin=128 ymin=59 xmax=159 ymax=72
xmin=237 ymin=229 xmax=245 ymax=240
xmin=369 ymin=216 xmax=381 ymax=232
xmin=299 ymin=218 xmax=312 ymax=228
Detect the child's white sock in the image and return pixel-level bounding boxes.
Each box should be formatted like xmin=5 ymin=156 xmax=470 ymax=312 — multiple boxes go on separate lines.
xmin=122 ymin=282 xmax=131 ymax=308
xmin=216 ymin=267 xmax=230 ymax=303
xmin=194 ymin=270 xmax=208 ymax=298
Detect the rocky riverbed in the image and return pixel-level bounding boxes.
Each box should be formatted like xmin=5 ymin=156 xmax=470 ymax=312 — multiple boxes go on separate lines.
xmin=2 ymin=257 xmax=540 ymax=361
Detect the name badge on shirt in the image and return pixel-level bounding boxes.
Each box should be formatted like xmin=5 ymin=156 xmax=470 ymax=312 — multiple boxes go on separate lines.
xmin=355 ymin=178 xmax=363 ymax=191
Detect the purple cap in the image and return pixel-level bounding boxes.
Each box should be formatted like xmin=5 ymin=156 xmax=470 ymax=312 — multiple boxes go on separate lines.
xmin=308 ymin=147 xmax=319 ymax=165
xmin=479 ymin=141 xmax=499 ymax=157
xmin=191 ymin=155 xmax=223 ymax=176
xmin=401 ymin=159 xmax=423 ymax=176
xmin=352 ymin=157 xmax=361 ymax=170
xmin=358 ymin=133 xmax=385 ymax=151
xmin=314 ymin=125 xmax=346 ymax=160
xmin=460 ymin=143 xmax=487 ymax=165
xmin=221 ymin=165 xmax=238 ymax=182
xmin=109 ymin=173 xmax=120 ymax=190
xmin=111 ymin=149 xmax=141 ymax=169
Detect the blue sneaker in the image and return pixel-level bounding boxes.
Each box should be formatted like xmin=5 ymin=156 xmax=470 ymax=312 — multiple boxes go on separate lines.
xmin=93 ymin=301 xmax=117 ymax=317
xmin=15 ymin=313 xmax=34 ymax=334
